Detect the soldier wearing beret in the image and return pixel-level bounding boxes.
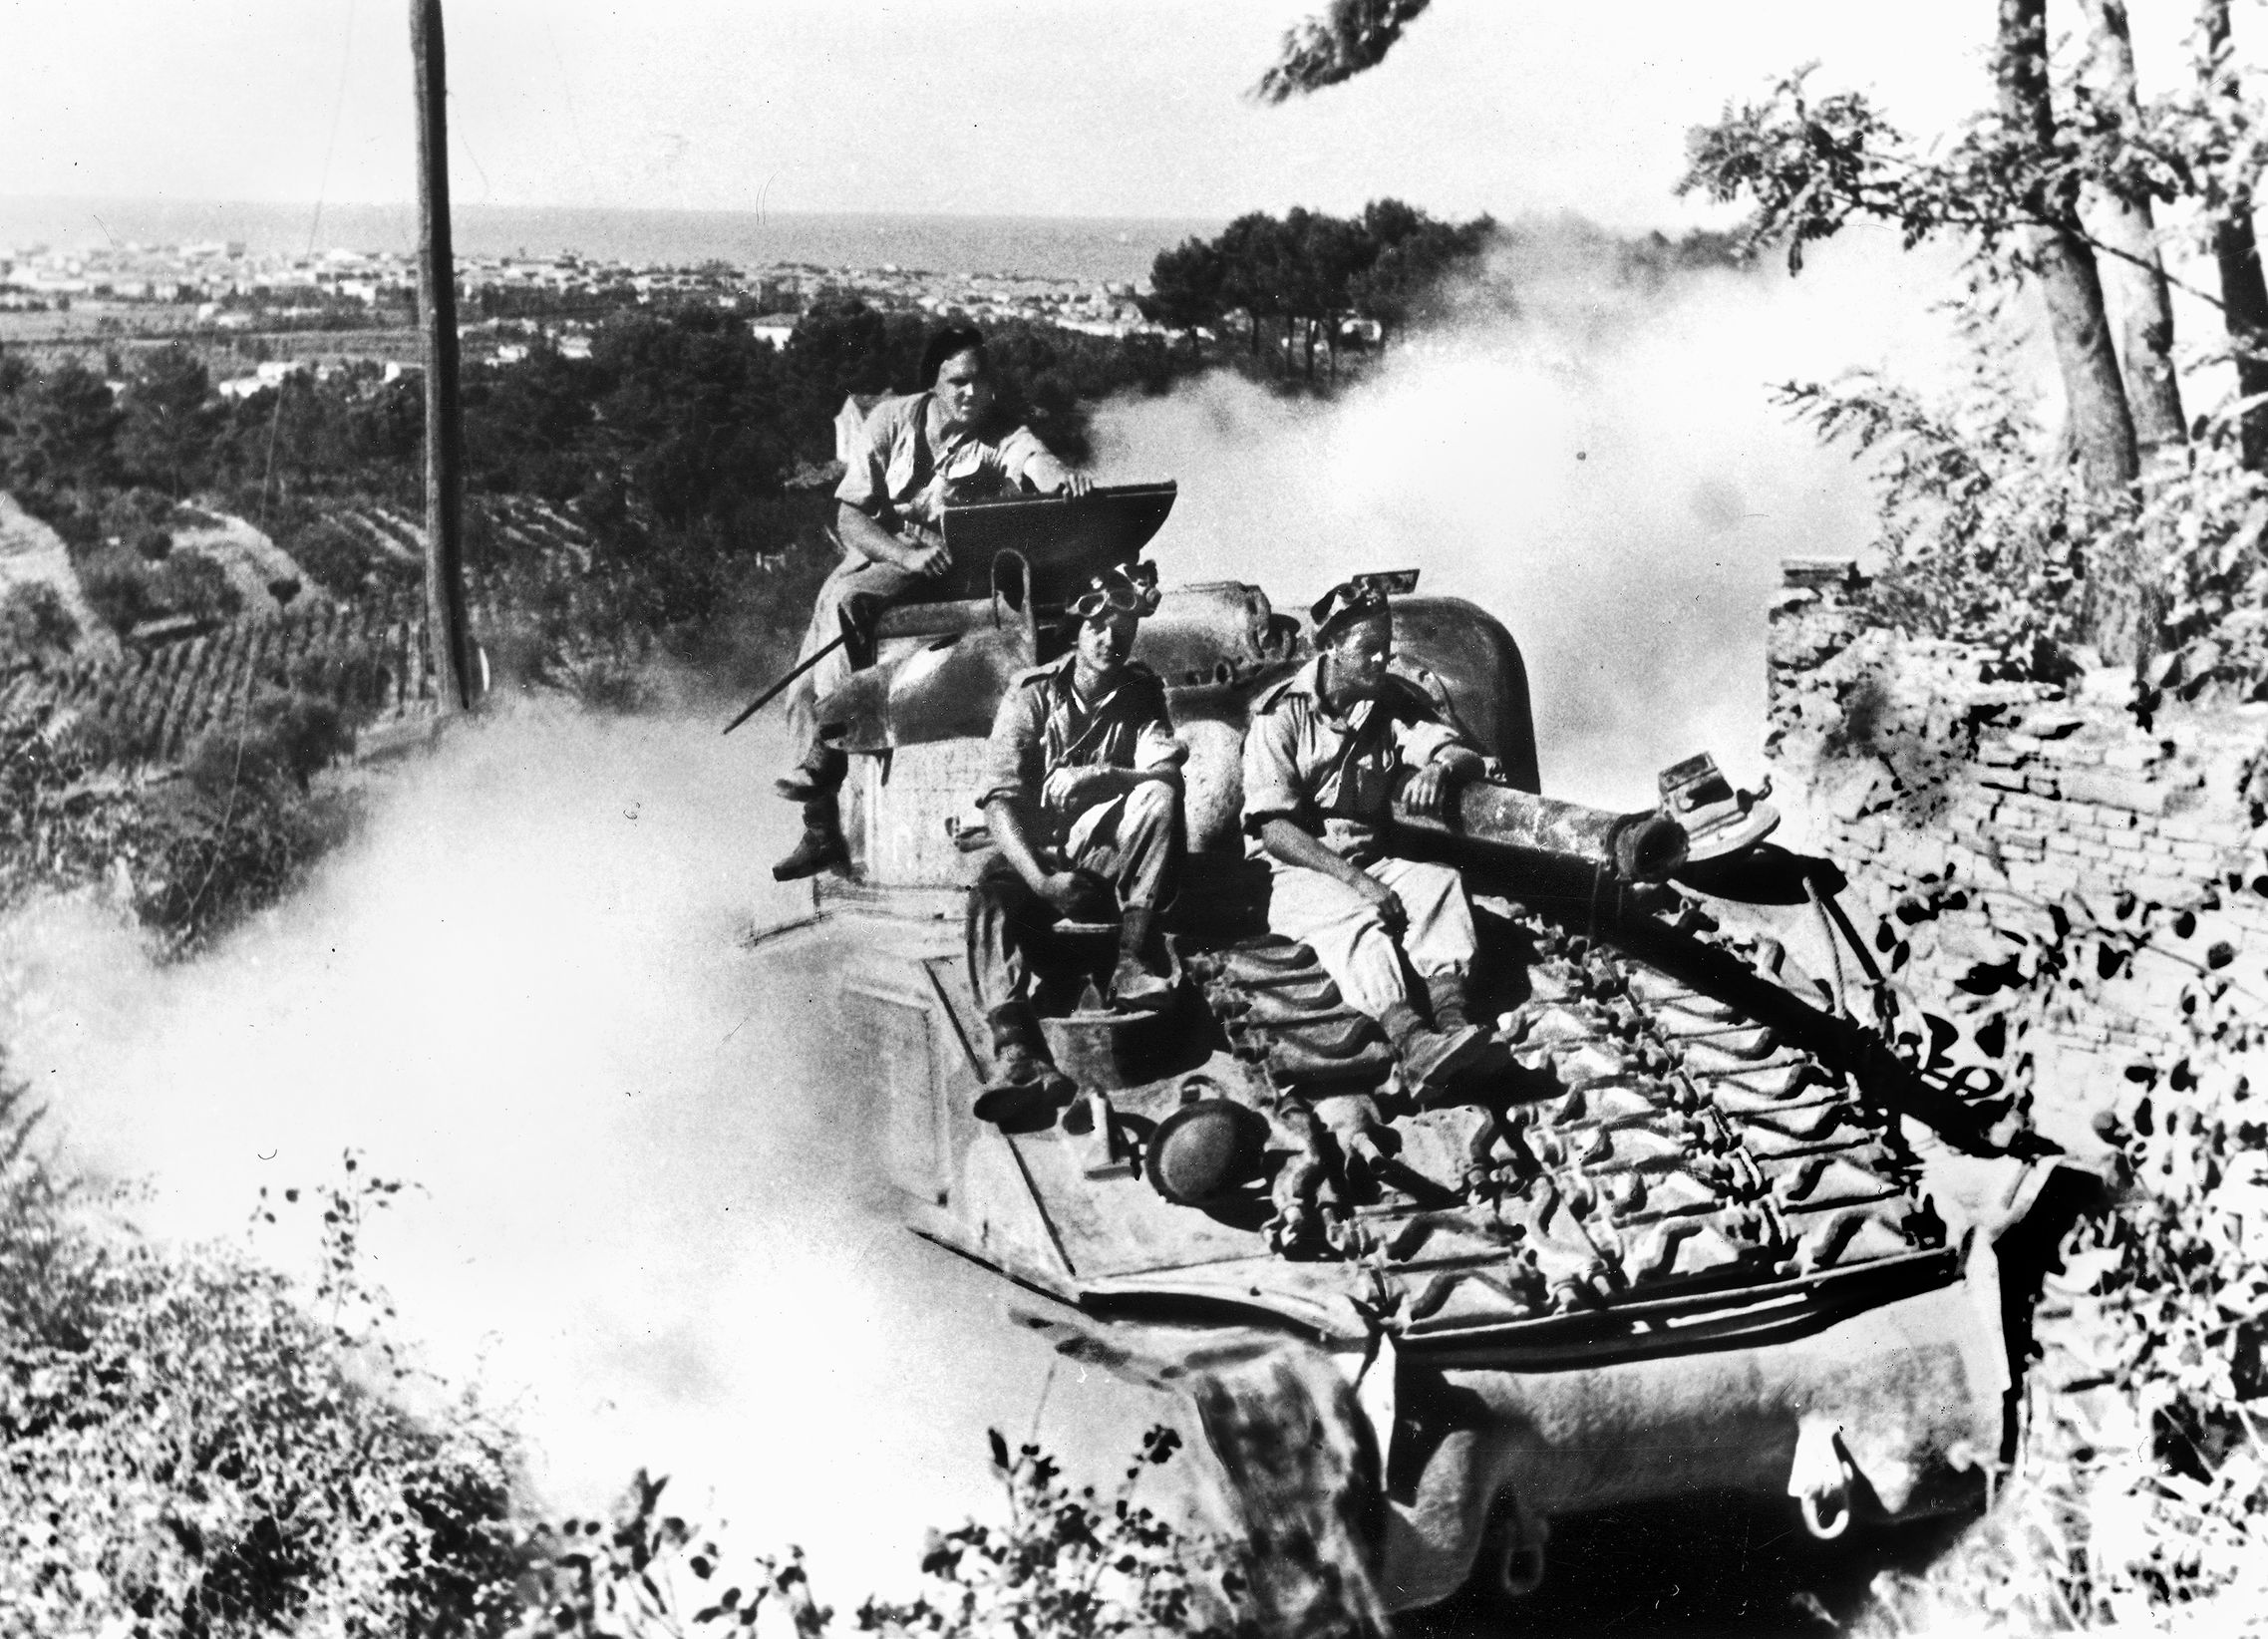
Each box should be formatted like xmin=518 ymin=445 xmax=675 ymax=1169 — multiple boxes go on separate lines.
xmin=1241 ymin=578 xmax=1500 ymax=1104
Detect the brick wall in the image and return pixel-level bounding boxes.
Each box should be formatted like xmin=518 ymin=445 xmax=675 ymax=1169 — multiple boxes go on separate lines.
xmin=1765 ymin=560 xmax=2268 ymax=1152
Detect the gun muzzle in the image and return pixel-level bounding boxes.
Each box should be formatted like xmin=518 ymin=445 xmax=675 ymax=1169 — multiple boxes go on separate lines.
xmin=1393 ymin=781 xmax=1689 ymax=883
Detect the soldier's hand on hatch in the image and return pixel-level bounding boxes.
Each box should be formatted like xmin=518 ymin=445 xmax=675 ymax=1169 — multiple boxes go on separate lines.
xmin=907 ymin=540 xmax=952 ymax=578
xmin=1357 ymin=877 xmax=1408 ymax=938
xmin=1061 ymin=471 xmax=1095 ymax=497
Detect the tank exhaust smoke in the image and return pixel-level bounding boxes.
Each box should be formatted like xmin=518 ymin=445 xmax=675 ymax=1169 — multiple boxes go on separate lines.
xmin=1092 ymin=225 xmax=1965 ymax=816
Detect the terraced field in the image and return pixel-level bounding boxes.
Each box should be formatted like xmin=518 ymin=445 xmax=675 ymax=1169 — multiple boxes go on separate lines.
xmin=0 ymin=494 xmax=652 ymax=764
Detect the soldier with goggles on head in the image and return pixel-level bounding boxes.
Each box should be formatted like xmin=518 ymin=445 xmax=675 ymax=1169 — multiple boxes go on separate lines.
xmin=1241 ymin=575 xmax=1503 ymax=1106
xmin=966 ymin=560 xmax=1186 ymax=1124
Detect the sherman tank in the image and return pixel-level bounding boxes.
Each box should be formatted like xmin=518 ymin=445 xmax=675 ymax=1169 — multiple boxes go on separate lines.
xmin=763 ymin=483 xmax=2063 ymax=1620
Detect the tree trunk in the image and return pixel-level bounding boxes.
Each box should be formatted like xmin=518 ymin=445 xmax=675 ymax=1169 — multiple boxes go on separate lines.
xmin=2084 ymin=0 xmax=2187 ymax=464
xmin=2200 ymin=0 xmax=2268 ymax=471
xmin=1999 ymin=0 xmax=2141 ymax=495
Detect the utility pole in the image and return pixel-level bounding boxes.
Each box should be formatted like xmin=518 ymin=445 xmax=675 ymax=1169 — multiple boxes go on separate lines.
xmin=412 ymin=0 xmax=475 ymax=713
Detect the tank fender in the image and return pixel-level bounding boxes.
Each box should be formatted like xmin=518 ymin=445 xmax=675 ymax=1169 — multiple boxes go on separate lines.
xmin=958 ymin=1132 xmax=1076 ymax=1289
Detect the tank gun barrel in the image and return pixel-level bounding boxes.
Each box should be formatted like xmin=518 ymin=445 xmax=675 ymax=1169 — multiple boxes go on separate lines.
xmin=1392 ymin=781 xmax=1687 ymax=882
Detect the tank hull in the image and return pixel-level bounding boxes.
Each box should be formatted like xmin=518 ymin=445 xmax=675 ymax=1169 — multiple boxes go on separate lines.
xmin=833 ymin=897 xmax=2037 ymax=1615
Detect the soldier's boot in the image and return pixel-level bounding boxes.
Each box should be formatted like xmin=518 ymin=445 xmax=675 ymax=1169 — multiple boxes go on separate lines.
xmin=774 ymin=743 xmax=847 ymax=805
xmin=974 ymin=1000 xmax=1075 ymax=1126
xmin=1382 ymin=1000 xmax=1495 ymax=1109
xmin=772 ymin=792 xmax=849 ymax=881
xmin=1426 ymin=969 xmax=1472 ymax=1034
xmin=1109 ymin=904 xmax=1174 ymax=1014
xmin=1426 ymin=969 xmax=1512 ymax=1087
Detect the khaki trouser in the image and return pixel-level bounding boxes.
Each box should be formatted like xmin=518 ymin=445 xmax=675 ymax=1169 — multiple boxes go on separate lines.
xmin=967 ymin=781 xmax=1183 ymax=1013
xmin=782 ymin=551 xmax=928 ymax=780
xmin=1265 ymin=856 xmax=1474 ymax=1021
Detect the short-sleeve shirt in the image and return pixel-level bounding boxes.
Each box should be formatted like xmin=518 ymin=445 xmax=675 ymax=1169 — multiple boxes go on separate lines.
xmin=835 ymin=391 xmax=1069 ymax=549
xmin=977 ymin=654 xmax=1181 ymax=840
xmin=1241 ymin=656 xmax=1474 ymax=867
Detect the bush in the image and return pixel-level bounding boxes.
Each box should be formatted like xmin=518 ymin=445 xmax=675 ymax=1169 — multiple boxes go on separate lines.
xmin=0 ymin=1048 xmax=1246 ymax=1637
xmin=16 ymin=483 xmax=106 ymax=553
xmin=0 ymin=696 xmax=357 ymax=950
xmin=0 ymin=703 xmax=144 ymax=910
xmin=288 ymin=638 xmax=394 ymax=723
xmin=181 ymin=688 xmax=356 ymax=803
xmin=282 ymin=515 xmax=396 ymax=597
xmin=132 ymin=523 xmax=172 ymax=561
xmin=0 ymin=580 xmax=79 ymax=667
xmin=510 ymin=1426 xmax=1241 ymax=1639
xmin=127 ymin=768 xmax=352 ymax=945
xmin=0 ymin=1105 xmax=528 ymax=1639
xmin=77 ymin=545 xmax=161 ymax=634
xmin=101 ymin=484 xmax=174 ymax=539
xmin=1778 ymin=284 xmax=2268 ymax=692
xmin=148 ymin=548 xmax=241 ymax=623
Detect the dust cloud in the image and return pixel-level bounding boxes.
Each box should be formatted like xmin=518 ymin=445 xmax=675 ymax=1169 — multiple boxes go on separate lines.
xmin=1095 ymin=227 xmax=1963 ymax=813
xmin=0 ymin=701 xmax=1179 ymax=1599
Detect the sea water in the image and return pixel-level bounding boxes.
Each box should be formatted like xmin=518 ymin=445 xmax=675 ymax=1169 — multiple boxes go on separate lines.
xmin=0 ymin=196 xmax=1219 ymax=283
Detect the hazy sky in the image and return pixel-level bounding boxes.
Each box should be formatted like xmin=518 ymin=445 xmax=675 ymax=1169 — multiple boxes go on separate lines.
xmin=3 ymin=0 xmax=2202 ymax=226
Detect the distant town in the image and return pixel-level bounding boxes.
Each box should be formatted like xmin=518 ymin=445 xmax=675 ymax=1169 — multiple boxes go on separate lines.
xmin=0 ymin=234 xmax=1164 ymax=384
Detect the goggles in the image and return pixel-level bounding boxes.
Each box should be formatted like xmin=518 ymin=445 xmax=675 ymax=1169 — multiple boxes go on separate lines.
xmin=1067 ymin=560 xmax=1162 ymax=621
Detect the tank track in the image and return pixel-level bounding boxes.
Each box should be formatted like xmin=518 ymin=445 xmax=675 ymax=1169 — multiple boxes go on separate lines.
xmin=1183 ymin=900 xmax=1950 ymax=1324
xmin=1184 ymin=940 xmax=1397 ymax=1088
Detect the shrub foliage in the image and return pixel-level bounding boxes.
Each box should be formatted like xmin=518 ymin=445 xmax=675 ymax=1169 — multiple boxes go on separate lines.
xmin=0 ymin=1064 xmax=1245 ymax=1637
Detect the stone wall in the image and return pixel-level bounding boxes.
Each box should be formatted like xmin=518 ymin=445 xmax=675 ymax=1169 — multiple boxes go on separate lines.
xmin=1765 ymin=558 xmax=2268 ymax=1153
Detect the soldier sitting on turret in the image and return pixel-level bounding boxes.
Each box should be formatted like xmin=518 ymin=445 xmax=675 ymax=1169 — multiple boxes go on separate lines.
xmin=967 ymin=561 xmax=1185 ymax=1125
xmin=773 ymin=323 xmax=1094 ymax=882
xmin=1242 ymin=578 xmax=1501 ymax=1106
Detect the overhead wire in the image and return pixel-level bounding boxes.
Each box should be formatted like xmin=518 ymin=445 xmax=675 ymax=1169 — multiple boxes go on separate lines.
xmin=306 ymin=0 xmax=360 ymax=255
xmin=263 ymin=0 xmax=359 ymax=530
xmin=451 ymin=101 xmax=493 ymax=202
xmin=543 ymin=16 xmax=604 ymax=205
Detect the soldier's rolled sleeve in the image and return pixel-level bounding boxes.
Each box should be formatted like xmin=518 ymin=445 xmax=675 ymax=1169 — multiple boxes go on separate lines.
xmin=1132 ymin=683 xmax=1184 ymax=772
xmin=1240 ymin=708 xmax=1307 ymax=833
xmin=998 ymin=426 xmax=1070 ymax=492
xmin=976 ymin=687 xmax=1045 ymax=810
xmin=1134 ymin=721 xmax=1186 ymax=773
xmin=834 ymin=422 xmax=890 ymax=515
xmin=1394 ymin=718 xmax=1463 ymax=770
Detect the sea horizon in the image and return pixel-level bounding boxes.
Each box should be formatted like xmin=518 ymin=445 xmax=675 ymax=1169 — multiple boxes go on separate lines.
xmin=0 ymin=196 xmax=1226 ymax=285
